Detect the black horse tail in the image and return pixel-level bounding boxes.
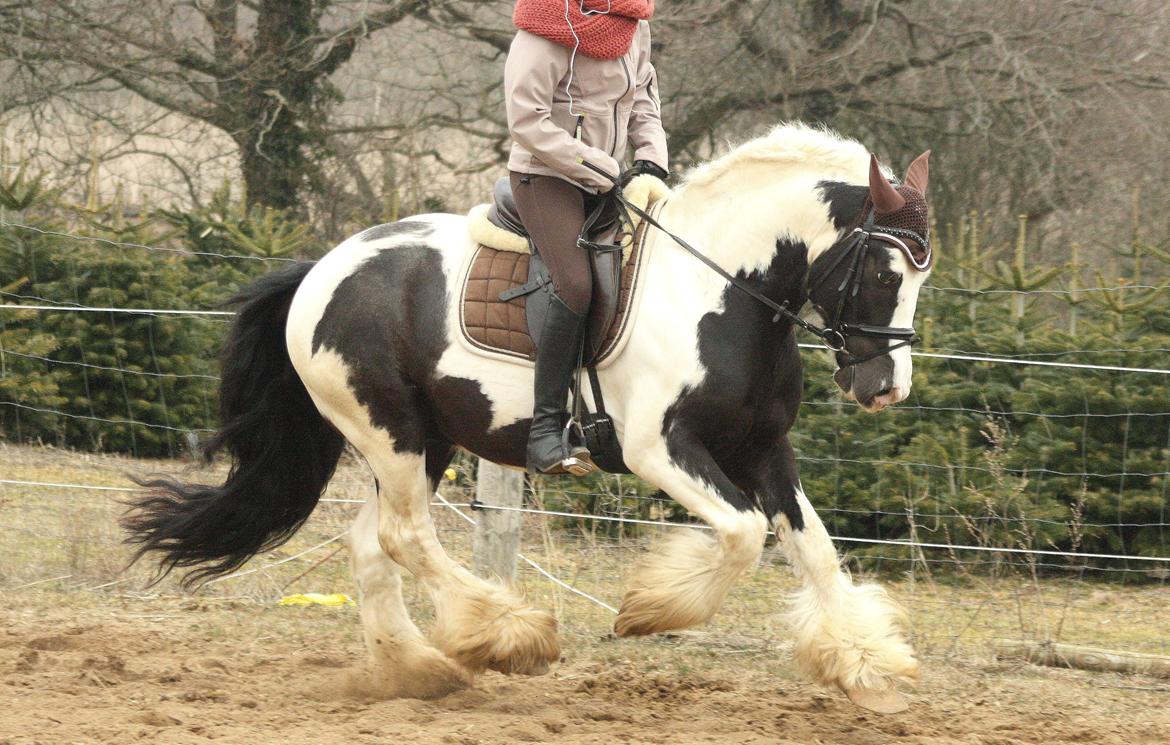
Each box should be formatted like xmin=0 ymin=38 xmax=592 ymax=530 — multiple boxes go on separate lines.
xmin=123 ymin=261 xmax=345 ymax=589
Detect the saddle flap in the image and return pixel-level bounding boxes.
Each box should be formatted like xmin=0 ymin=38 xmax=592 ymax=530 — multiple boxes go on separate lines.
xmin=586 ymin=244 xmax=622 ymax=361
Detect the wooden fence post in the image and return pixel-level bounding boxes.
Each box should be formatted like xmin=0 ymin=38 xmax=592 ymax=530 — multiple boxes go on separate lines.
xmin=472 ymin=459 xmax=524 ymax=583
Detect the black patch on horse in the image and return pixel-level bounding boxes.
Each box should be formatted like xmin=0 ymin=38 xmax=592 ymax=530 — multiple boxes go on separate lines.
xmin=660 ymin=241 xmax=809 ymax=513
xmin=312 ymin=241 xmax=534 ymax=468
xmin=744 ymin=436 xmax=805 ymax=532
xmin=817 ymin=181 xmax=868 ymax=230
xmin=429 ymin=376 xmax=531 ymax=469
xmin=312 ymin=243 xmax=451 ymax=455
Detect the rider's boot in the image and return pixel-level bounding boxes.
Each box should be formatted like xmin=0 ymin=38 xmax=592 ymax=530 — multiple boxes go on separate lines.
xmin=526 ymin=293 xmax=593 ymax=476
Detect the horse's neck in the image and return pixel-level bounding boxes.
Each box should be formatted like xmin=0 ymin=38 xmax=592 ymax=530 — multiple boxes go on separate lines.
xmin=648 ymin=185 xmax=816 ymax=354
xmin=656 ymin=175 xmax=837 ymax=297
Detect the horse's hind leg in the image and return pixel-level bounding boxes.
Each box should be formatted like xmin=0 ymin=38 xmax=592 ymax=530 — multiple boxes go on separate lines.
xmin=296 ymin=360 xmax=557 ymax=679
xmin=363 ymin=445 xmax=560 ymax=676
xmin=347 ymin=494 xmax=471 ymax=698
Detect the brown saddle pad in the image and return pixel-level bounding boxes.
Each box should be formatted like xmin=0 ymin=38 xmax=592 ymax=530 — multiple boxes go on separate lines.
xmin=459 ymin=221 xmax=649 ymax=365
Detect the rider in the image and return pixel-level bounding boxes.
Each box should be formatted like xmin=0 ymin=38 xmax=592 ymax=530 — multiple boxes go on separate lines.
xmin=505 ymin=0 xmax=669 ymax=474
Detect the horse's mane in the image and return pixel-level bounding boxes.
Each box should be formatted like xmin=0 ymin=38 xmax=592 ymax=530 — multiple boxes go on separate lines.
xmin=679 ymin=123 xmax=871 ymax=192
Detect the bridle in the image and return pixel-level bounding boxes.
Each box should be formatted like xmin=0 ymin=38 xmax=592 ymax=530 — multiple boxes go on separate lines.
xmin=589 ymin=162 xmax=927 ymax=368
xmin=802 ymin=207 xmax=924 ymax=367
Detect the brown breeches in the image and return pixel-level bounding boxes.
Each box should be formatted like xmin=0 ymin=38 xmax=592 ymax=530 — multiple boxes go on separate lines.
xmin=509 ymin=172 xmax=601 ymax=316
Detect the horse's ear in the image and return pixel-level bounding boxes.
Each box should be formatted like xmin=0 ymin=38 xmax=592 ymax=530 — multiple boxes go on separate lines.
xmin=868 ymin=154 xmax=905 ymax=214
xmin=904 ymin=150 xmax=931 ymax=194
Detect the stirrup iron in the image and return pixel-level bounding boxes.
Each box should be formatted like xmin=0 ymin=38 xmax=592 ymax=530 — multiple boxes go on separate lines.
xmin=558 ymin=419 xmax=593 ymax=476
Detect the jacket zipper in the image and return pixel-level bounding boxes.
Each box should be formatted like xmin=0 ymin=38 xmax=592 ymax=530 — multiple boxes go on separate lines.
xmin=611 ymin=55 xmax=632 ymax=156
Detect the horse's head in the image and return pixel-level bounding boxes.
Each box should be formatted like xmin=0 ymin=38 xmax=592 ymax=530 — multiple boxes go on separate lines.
xmin=808 ymin=151 xmax=933 ymax=412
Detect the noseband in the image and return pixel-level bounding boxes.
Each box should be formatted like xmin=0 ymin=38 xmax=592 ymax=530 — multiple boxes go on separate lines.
xmin=583 ymin=162 xmax=926 ymax=368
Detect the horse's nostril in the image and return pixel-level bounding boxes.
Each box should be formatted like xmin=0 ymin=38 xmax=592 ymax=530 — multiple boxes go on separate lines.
xmin=875 ymin=387 xmax=893 ymax=399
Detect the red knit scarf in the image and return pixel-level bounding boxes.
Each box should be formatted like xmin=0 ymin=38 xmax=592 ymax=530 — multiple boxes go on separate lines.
xmin=514 ymin=0 xmax=654 ymax=60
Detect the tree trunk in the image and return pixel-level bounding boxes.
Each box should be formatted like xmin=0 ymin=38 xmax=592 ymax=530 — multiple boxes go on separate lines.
xmin=995 ymin=640 xmax=1170 ymax=679
xmin=222 ymin=0 xmax=317 ymax=213
xmin=236 ymin=118 xmax=309 ymax=214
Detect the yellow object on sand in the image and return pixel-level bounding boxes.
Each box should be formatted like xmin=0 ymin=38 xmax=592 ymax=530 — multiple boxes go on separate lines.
xmin=278 ymin=593 xmax=355 ymax=607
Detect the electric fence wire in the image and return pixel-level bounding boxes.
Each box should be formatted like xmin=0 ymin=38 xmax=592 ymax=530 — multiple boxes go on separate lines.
xmin=2 ymin=477 xmax=1167 ymax=566
xmin=7 ymin=217 xmax=1169 ymax=294
xmin=10 ymin=479 xmax=1169 ymax=531
xmin=6 ymin=302 xmax=1170 ymax=374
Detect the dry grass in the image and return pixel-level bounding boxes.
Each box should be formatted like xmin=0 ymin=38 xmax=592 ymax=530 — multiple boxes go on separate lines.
xmin=1 ymin=441 xmax=1167 ymax=663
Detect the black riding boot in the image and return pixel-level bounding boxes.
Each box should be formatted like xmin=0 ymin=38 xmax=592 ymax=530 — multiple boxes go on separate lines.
xmin=527 ymin=294 xmax=593 ymax=475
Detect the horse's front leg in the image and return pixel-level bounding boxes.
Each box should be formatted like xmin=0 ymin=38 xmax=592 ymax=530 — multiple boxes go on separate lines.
xmin=754 ymin=438 xmax=919 ymax=713
xmin=618 ymin=427 xmax=769 ymax=637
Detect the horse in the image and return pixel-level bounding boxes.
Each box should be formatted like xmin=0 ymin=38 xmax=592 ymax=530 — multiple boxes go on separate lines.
xmin=124 ymin=123 xmax=934 ymax=713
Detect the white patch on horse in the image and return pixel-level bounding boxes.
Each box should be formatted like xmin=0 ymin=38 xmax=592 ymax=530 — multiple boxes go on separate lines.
xmin=774 ymin=486 xmax=918 ymax=699
xmin=429 ymin=215 xmax=538 ymax=433
xmin=676 ymin=123 xmax=876 ymax=271
xmin=346 ymin=496 xmax=472 ymax=698
xmin=884 ymin=247 xmax=930 ymax=400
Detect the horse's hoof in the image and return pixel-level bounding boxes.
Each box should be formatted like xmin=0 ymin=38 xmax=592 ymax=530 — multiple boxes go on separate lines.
xmin=844 ymin=686 xmax=909 ymax=713
xmin=489 ymin=658 xmax=550 ymax=676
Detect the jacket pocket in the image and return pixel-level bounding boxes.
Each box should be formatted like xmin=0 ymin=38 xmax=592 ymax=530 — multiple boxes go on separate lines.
xmin=551 ymin=101 xmax=613 ymax=152
xmin=612 ymin=99 xmax=635 ymax=155
xmin=580 ymin=109 xmax=617 ymax=158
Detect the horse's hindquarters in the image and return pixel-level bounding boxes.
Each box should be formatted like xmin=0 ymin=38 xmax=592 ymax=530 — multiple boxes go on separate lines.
xmin=288 ymin=216 xmax=562 ymax=681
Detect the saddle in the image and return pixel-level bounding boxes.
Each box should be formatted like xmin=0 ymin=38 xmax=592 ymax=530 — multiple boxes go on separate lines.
xmin=461 ymin=176 xmax=661 ymax=366
xmin=460 ymin=176 xmax=666 ymax=472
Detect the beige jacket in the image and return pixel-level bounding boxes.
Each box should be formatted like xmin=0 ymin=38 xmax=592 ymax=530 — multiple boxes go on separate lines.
xmin=504 ymin=22 xmax=669 ymax=193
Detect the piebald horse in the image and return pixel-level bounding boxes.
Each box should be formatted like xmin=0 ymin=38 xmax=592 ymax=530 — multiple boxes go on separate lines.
xmin=126 ymin=124 xmax=934 ymax=712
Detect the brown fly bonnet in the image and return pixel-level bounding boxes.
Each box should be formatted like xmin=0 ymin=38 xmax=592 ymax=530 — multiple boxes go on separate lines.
xmin=868 ymin=151 xmax=932 ymax=271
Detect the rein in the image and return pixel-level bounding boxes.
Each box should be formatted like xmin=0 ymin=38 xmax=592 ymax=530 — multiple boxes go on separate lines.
xmin=586 ymin=163 xmax=921 ymax=367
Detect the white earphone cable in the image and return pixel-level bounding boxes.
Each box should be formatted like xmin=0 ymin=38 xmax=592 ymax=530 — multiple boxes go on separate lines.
xmin=563 ymin=0 xmax=613 ymax=117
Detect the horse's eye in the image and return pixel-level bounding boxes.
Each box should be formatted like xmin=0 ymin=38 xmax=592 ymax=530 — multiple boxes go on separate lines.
xmin=877 ymin=271 xmax=901 ymax=286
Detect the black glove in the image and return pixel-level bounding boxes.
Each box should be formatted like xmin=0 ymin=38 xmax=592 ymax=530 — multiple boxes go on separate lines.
xmin=619 ymin=159 xmax=669 ymax=189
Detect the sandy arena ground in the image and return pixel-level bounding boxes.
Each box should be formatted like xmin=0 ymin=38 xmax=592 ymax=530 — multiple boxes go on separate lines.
xmin=2 ymin=444 xmax=1169 ymax=743
xmin=2 ymin=592 xmax=1168 ymax=745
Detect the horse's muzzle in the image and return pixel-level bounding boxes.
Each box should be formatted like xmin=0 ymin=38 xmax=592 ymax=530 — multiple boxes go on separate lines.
xmin=867 ymin=386 xmax=906 ymax=411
